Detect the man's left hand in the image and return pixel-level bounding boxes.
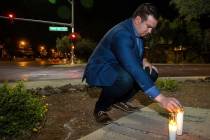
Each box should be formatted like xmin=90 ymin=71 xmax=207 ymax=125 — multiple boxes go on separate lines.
xmin=143 ymin=58 xmax=157 ymax=74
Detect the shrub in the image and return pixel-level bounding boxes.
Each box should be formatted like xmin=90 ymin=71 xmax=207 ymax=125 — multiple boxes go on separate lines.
xmin=156 ymin=79 xmax=178 ymax=91
xmin=0 ymin=82 xmax=46 ymax=137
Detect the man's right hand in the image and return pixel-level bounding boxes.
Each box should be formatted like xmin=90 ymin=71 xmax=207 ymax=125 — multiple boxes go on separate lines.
xmin=154 ymin=94 xmax=182 ymax=112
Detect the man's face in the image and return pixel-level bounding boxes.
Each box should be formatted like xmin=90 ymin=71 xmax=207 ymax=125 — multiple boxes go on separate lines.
xmin=134 ymin=15 xmax=158 ymax=37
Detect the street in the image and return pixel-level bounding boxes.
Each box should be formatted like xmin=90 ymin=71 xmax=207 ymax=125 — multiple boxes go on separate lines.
xmin=0 ymin=61 xmax=84 ymax=82
xmin=0 ymin=61 xmax=210 ymax=82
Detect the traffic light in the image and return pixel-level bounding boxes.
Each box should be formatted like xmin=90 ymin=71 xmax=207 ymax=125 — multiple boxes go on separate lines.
xmin=8 ymin=14 xmax=14 ymax=18
xmin=8 ymin=13 xmax=15 ymax=23
xmin=69 ymin=32 xmax=78 ymax=42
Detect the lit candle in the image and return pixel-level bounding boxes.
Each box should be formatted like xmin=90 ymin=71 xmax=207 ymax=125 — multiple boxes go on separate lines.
xmin=176 ymin=108 xmax=184 ymax=135
xmin=169 ymin=119 xmax=177 ymax=140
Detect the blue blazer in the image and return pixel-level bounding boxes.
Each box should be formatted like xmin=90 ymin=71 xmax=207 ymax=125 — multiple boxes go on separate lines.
xmin=83 ymin=18 xmax=159 ymax=99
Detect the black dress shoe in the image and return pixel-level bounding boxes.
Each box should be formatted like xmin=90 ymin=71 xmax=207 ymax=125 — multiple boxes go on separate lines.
xmin=112 ymin=102 xmax=139 ymax=113
xmin=94 ymin=111 xmax=112 ymax=124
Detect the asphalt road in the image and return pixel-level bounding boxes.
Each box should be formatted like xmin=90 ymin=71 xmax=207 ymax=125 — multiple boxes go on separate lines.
xmin=0 ymin=61 xmax=84 ymax=82
xmin=0 ymin=61 xmax=210 ymax=82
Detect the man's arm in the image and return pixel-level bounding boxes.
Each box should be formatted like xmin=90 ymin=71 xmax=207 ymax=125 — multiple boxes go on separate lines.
xmin=112 ymin=31 xmax=159 ymax=99
xmin=143 ymin=59 xmax=182 ymax=112
xmin=112 ymin=32 xmax=182 ymax=112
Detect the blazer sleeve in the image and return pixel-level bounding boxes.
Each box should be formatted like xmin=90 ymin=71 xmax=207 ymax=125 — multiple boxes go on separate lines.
xmin=111 ymin=31 xmax=160 ymax=99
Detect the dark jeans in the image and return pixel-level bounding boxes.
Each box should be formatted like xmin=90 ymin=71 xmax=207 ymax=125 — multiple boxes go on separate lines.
xmin=94 ymin=66 xmax=158 ymax=112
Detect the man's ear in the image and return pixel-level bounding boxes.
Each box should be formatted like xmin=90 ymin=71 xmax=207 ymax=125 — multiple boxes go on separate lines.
xmin=135 ymin=16 xmax=142 ymax=25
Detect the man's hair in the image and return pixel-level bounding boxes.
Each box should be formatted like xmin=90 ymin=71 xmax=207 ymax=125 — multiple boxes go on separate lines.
xmin=132 ymin=3 xmax=159 ymax=21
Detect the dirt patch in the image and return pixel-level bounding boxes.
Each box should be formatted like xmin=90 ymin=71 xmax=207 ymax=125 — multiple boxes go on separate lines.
xmin=29 ymin=80 xmax=210 ymax=140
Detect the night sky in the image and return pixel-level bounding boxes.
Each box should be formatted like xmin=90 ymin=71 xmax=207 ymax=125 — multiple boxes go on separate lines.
xmin=0 ymin=0 xmax=174 ymax=48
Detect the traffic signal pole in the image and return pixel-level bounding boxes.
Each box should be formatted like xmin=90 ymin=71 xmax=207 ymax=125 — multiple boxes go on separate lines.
xmin=0 ymin=16 xmax=72 ymax=27
xmin=67 ymin=0 xmax=74 ymax=32
xmin=67 ymin=0 xmax=75 ymax=64
xmin=71 ymin=0 xmax=74 ymax=33
xmin=71 ymin=0 xmax=75 ymax=64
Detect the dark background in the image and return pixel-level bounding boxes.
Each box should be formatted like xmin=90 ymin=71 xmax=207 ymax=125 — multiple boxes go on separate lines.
xmin=0 ymin=0 xmax=174 ymax=48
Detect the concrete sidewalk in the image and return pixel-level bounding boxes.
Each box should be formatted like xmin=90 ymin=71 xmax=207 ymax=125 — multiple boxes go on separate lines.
xmin=79 ymin=103 xmax=210 ymax=140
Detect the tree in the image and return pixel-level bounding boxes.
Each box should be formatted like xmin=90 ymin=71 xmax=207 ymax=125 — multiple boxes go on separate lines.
xmin=56 ymin=36 xmax=71 ymax=57
xmin=74 ymin=38 xmax=96 ymax=61
xmin=170 ymin=0 xmax=210 ymax=21
xmin=146 ymin=17 xmax=186 ymax=48
xmin=170 ymin=0 xmax=210 ymax=59
xmin=5 ymin=37 xmax=16 ymax=61
xmin=170 ymin=0 xmax=210 ymax=45
xmin=80 ymin=0 xmax=94 ymax=8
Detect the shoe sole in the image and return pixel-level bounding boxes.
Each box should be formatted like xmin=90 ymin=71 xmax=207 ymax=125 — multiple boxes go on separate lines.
xmin=103 ymin=120 xmax=112 ymax=125
xmin=95 ymin=118 xmax=113 ymax=125
xmin=112 ymin=104 xmax=135 ymax=113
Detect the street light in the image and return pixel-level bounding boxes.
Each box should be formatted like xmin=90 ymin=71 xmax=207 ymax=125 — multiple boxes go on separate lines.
xmin=51 ymin=49 xmax=55 ymax=53
xmin=39 ymin=45 xmax=47 ymax=57
xmin=40 ymin=46 xmax=45 ymax=51
xmin=20 ymin=41 xmax=26 ymax=46
xmin=18 ymin=40 xmax=27 ymax=49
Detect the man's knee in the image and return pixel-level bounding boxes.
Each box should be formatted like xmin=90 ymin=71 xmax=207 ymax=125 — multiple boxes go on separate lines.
xmin=121 ymin=74 xmax=134 ymax=89
xmin=116 ymin=68 xmax=134 ymax=90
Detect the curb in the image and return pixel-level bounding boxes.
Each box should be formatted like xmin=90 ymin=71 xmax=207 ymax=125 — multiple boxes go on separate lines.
xmin=3 ymin=76 xmax=208 ymax=89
